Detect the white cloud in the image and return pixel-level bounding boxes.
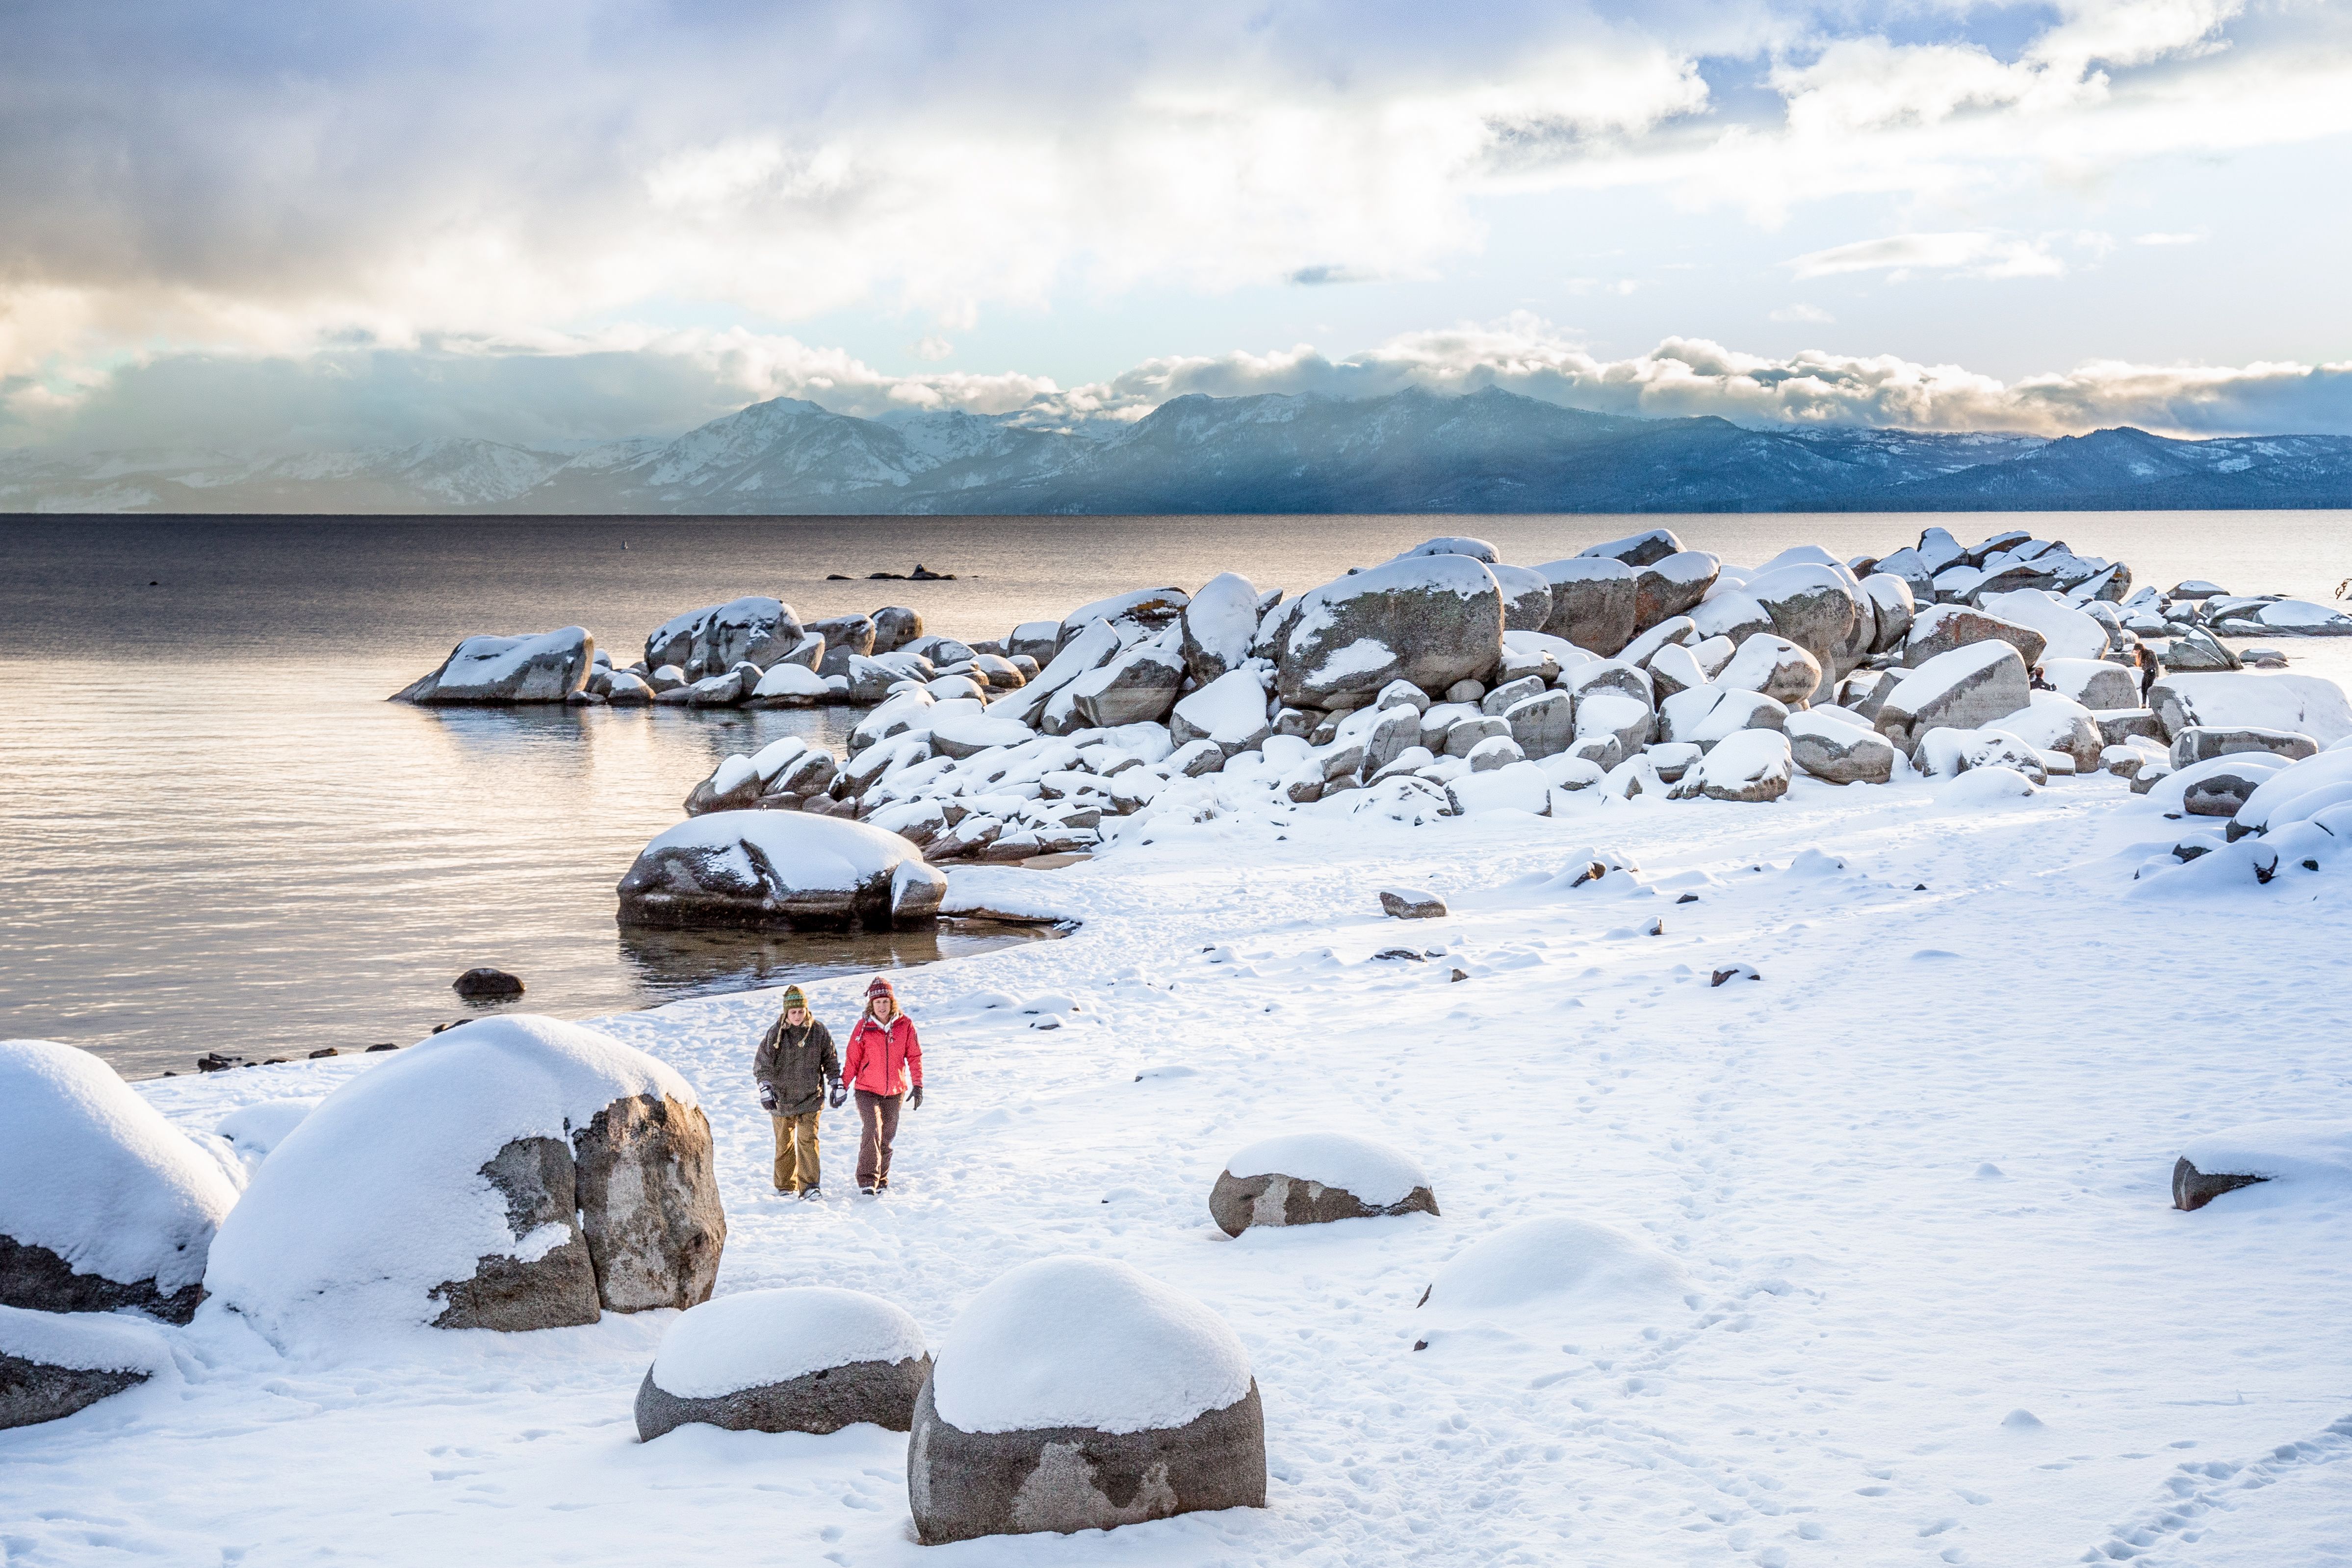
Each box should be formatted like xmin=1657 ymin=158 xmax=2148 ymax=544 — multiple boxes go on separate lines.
xmin=2133 ymin=230 xmax=2207 ymax=245
xmin=912 ymin=335 xmax=955 ymax=362
xmin=1787 ymin=231 xmax=2072 ymax=282
xmin=15 ymin=315 xmax=2350 ymax=451
xmin=1769 ymin=304 xmax=1834 ymax=324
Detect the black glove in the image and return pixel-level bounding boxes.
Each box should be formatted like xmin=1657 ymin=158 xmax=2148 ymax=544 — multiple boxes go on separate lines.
xmin=827 ymin=1080 xmax=847 ymax=1110
xmin=757 ymin=1083 xmax=777 ymax=1112
xmin=907 ymin=1084 xmax=924 ymax=1111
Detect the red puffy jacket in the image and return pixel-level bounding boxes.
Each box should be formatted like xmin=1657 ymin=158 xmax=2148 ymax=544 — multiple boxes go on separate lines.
xmin=843 ymin=1012 xmax=922 ymax=1095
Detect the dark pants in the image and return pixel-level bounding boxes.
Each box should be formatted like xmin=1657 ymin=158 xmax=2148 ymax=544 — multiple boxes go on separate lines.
xmin=856 ymin=1089 xmax=903 ymax=1188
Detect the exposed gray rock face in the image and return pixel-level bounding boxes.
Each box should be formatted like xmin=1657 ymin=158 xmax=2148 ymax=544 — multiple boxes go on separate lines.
xmin=395 ymin=627 xmax=595 ymax=705
xmin=0 ymin=1351 xmax=147 ymax=1431
xmin=636 ymin=1354 xmax=930 ymax=1440
xmin=1633 ymin=551 xmax=1719 ymax=631
xmin=0 ymin=1236 xmax=204 ymax=1324
xmin=1379 ymin=889 xmax=1447 ymax=919
xmin=1862 ymin=573 xmax=1916 ymax=653
xmin=1749 ymin=566 xmax=1867 ymax=696
xmin=1904 ymin=607 xmax=2048 ymax=669
xmin=1207 ymin=1172 xmax=1437 ymax=1237
xmin=2162 ymin=628 xmax=2240 ymax=672
xmin=1536 ymin=558 xmax=1637 ymax=655
xmin=2180 ymin=764 xmax=2275 ymax=817
xmin=572 ymin=1095 xmax=726 ymax=1314
xmin=906 ymin=1377 xmax=1267 ymax=1545
xmin=1273 ymin=556 xmax=1504 ymax=708
xmin=1505 ymin=692 xmax=1573 ymax=760
xmin=1071 ymin=629 xmax=1186 ymax=728
xmin=1690 ymin=590 xmax=1775 ymax=649
xmin=1487 ymin=564 xmax=1555 ymax=633
xmin=2169 ymin=726 xmax=2319 ymax=767
xmin=1874 ymin=644 xmax=2034 ymax=749
xmin=430 ymin=1135 xmax=602 ymax=1331
xmin=1443 ymin=716 xmax=1510 ymax=757
xmin=1179 ymin=572 xmax=1263 ymax=685
xmin=1786 ymin=716 xmax=1897 ymax=785
xmin=871 ymin=606 xmax=924 ymax=655
xmin=1715 ymin=635 xmax=1823 ymax=706
xmin=1361 ymin=707 xmax=1423 ymax=778
xmin=2171 ymin=1157 xmax=2267 ymax=1211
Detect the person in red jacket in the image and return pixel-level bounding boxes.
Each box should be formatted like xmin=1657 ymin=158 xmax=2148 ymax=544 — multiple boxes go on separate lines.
xmin=841 ymin=975 xmax=923 ymax=1195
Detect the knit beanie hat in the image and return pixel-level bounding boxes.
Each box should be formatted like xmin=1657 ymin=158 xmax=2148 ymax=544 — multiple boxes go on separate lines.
xmin=780 ymin=985 xmax=807 ymax=1009
xmin=865 ymin=976 xmax=897 ymax=1001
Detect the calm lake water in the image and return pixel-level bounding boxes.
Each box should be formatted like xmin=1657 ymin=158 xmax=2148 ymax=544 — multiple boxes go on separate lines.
xmin=5 ymin=510 xmax=2350 ymax=1078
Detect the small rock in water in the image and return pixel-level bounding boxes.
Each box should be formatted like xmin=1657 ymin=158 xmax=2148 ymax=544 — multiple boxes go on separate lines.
xmin=307 ymin=1047 xmax=340 ymax=1059
xmin=453 ymin=967 xmax=525 ymax=1000
xmin=825 ymin=573 xmax=851 ymax=581
xmin=365 ymin=1042 xmax=400 ymax=1052
xmin=1379 ymin=889 xmax=1448 ymax=920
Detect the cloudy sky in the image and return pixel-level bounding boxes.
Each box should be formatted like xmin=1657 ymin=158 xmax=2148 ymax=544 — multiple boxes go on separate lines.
xmin=3 ymin=0 xmax=2349 ymax=451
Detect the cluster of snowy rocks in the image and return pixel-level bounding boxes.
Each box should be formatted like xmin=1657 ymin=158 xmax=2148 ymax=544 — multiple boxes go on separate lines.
xmin=652 ymin=528 xmax=2352 ymax=891
xmin=396 ymin=595 xmax=1039 ymax=709
xmin=1 ymin=1019 xmax=726 ymax=1429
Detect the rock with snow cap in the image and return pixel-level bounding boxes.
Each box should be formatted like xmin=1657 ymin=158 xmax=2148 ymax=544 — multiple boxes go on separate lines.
xmin=1274 ymin=555 xmax=1504 ymax=708
xmin=635 ymin=1286 xmax=930 ymax=1439
xmin=1903 ymin=605 xmax=2048 ymax=671
xmin=1785 ymin=711 xmax=1896 ymax=785
xmin=618 ymin=811 xmax=944 ymax=931
xmin=1633 ymin=551 xmax=1719 ymax=631
xmin=1861 ymin=572 xmax=1916 ymax=653
xmin=0 ymin=1305 xmax=175 ymax=1430
xmin=1667 ymin=729 xmax=1793 ymax=803
xmin=2161 ymin=628 xmax=2240 ymax=673
xmin=906 ymin=1256 xmax=1265 ymax=1544
xmin=2147 ymin=672 xmax=2352 ymax=746
xmin=2169 ymin=725 xmax=2320 ymax=768
xmin=1208 ymin=1133 xmax=1438 ymax=1236
xmin=1534 ymin=558 xmax=1638 ymax=655
xmin=1976 ymin=589 xmax=2108 ymax=663
xmin=1487 ymin=563 xmax=1555 ymax=632
xmin=869 ymin=606 xmax=924 ymax=655
xmin=1171 ymin=666 xmax=1275 ymax=754
xmin=1714 ymin=634 xmax=1822 ymax=707
xmin=1577 ymin=527 xmax=1684 ymax=569
xmin=1 ymin=1040 xmax=240 ymax=1323
xmin=2172 ymin=1122 xmax=2352 ymax=1210
xmin=1875 ymin=642 xmax=2034 ymax=749
xmin=205 ymin=1015 xmax=723 ymax=1339
xmin=1379 ymin=888 xmax=1447 ymax=920
xmin=1392 ymin=536 xmax=1499 ymax=563
xmin=1068 ymin=627 xmax=1186 ymax=728
xmin=1178 ymin=572 xmax=1262 ymax=686
xmin=395 ymin=627 xmax=595 ymax=705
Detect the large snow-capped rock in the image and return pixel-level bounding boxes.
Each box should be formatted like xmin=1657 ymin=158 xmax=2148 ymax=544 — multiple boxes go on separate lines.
xmin=1875 ymin=643 xmax=2034 ymax=749
xmin=1667 ymin=729 xmax=1793 ymax=803
xmin=1275 ymin=556 xmax=1504 ymax=707
xmin=644 ymin=598 xmax=804 ymax=676
xmin=1633 ymin=551 xmax=1719 ymax=631
xmin=1976 ymin=588 xmax=2108 ymax=662
xmin=908 ymin=1256 xmax=1266 ymax=1544
xmin=2172 ymin=1121 xmax=2352 ymax=1210
xmin=635 ymin=1286 xmax=930 ymax=1440
xmin=616 ymin=811 xmax=946 ymax=931
xmin=1487 ymin=563 xmax=1555 ymax=632
xmin=1746 ymin=564 xmax=1868 ymax=695
xmin=1714 ymin=634 xmax=1822 ymax=706
xmin=393 ymin=627 xmax=594 ymax=705
xmin=1412 ymin=1217 xmax=1692 ymax=1351
xmin=0 ymin=1040 xmax=239 ymax=1323
xmin=1786 ymin=710 xmax=1896 ymax=785
xmin=2229 ymin=746 xmax=2352 ymax=839
xmin=1171 ymin=666 xmax=1275 ymax=752
xmin=2147 ymin=673 xmax=2352 ymax=746
xmin=1209 ymin=1133 xmax=1438 ymax=1236
xmin=1067 ymin=625 xmax=1185 ymax=729
xmin=205 ymin=1015 xmax=724 ymax=1341
xmin=1179 ymin=572 xmax=1262 ymax=685
xmin=1535 ymin=558 xmax=1638 ymax=655
xmin=0 ymin=1304 xmax=175 ymax=1431
xmin=1577 ymin=527 xmax=1683 ymax=568
xmin=1903 ymin=605 xmax=2048 ymax=669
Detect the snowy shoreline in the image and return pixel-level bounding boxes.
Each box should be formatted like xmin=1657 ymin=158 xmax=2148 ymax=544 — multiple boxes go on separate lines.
xmin=10 ymin=758 xmax=2352 ymax=1563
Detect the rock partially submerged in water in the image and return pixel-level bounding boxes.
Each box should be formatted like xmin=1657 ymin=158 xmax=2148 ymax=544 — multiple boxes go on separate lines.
xmin=617 ymin=811 xmax=947 ymax=930
xmin=394 ymin=627 xmax=595 ymax=705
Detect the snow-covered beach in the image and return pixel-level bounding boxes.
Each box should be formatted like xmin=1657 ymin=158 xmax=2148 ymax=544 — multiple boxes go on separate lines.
xmin=10 ymin=757 xmax=2352 ymax=1565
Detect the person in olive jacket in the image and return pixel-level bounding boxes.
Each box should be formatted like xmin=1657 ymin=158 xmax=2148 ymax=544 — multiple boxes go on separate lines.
xmin=842 ymin=975 xmax=922 ymax=1196
xmin=753 ymin=985 xmax=839 ymax=1199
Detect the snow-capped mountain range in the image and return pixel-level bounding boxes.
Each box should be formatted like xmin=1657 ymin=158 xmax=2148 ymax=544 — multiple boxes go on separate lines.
xmin=6 ymin=386 xmax=2350 ymax=514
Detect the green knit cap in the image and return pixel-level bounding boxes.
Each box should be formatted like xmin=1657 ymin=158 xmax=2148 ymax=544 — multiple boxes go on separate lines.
xmin=780 ymin=985 xmax=807 ymax=1009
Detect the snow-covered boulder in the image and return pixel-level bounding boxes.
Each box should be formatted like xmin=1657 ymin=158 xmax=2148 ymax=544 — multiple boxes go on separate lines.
xmin=635 ymin=1286 xmax=930 ymax=1440
xmin=1392 ymin=535 xmax=1499 ymax=563
xmin=988 ymin=620 xmax=1124 ymax=728
xmin=1505 ymin=691 xmax=1573 ymax=759
xmin=1875 ymin=643 xmax=2033 ymax=749
xmin=2148 ymin=673 xmax=2352 ymax=746
xmin=1915 ymin=727 xmax=2050 ymax=785
xmin=1715 ymin=634 xmax=1822 ymax=706
xmin=1689 ymin=588 xmax=1774 ymax=648
xmin=1171 ymin=666 xmax=1274 ymax=753
xmin=1446 ymin=759 xmax=1553 ymax=817
xmin=871 ymin=605 xmax=924 ymax=654
xmin=2173 ymin=1122 xmax=2352 ymax=1210
xmin=2144 ymin=752 xmax=2290 ymax=818
xmin=1275 ymin=556 xmax=1504 ymax=707
xmin=205 ymin=1015 xmax=724 ymax=1341
xmin=929 ymin=711 xmax=1036 ymax=761
xmin=1903 ymin=605 xmax=2047 ymax=669
xmin=1747 ymin=564 xmax=1868 ymax=694
xmin=213 ymin=1098 xmax=322 ymax=1173
xmin=805 ymin=613 xmax=877 ymax=660
xmin=1861 ymin=572 xmax=1916 ymax=652
xmin=1977 ymin=588 xmax=2108 ymax=662
xmin=1535 ymin=558 xmax=1638 ymax=655
xmin=616 ymin=811 xmax=945 ymax=931
xmin=1786 ymin=710 xmax=1896 ymax=785
xmin=1488 ymin=563 xmax=1555 ymax=632
xmin=2208 ymin=599 xmax=2352 ymax=637
xmin=0 ymin=1304 xmax=174 ymax=1431
xmin=1667 ymin=729 xmax=1792 ymax=803
xmin=0 ymin=1040 xmax=239 ymax=1323
xmin=907 ymin=1256 xmax=1265 ymax=1544
xmin=1209 ymin=1134 xmax=1438 ymax=1235
xmin=1067 ymin=626 xmax=1185 ymax=729
xmin=744 ymin=662 xmax=827 ymax=708
xmin=2044 ymin=657 xmax=2140 ymax=711
xmin=1633 ymin=551 xmax=1718 ymax=631
xmin=1577 ymin=527 xmax=1683 ymax=568
xmin=1989 ymin=692 xmax=2104 ymax=772
xmin=645 ymin=598 xmax=803 ymax=675
xmin=2169 ymin=725 xmax=2320 ymax=768
xmin=394 ymin=627 xmax=595 ymax=705
xmin=2228 ymin=747 xmax=2352 ymax=839
xmin=1179 ymin=572 xmax=1262 ymax=685
xmin=1656 ymin=686 xmax=1787 ymax=750
xmin=1412 ymin=1217 xmax=1691 ymax=1351
xmin=1063 ymin=587 xmax=1189 ymax=634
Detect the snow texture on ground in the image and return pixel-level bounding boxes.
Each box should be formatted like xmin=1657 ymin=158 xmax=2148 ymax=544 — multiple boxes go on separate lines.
xmin=8 ymin=769 xmax=2352 ymax=1565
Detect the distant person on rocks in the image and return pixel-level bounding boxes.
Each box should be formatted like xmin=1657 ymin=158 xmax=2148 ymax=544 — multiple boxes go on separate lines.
xmin=843 ymin=976 xmax=923 ymax=1197
xmin=754 ymin=985 xmax=838 ymax=1201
